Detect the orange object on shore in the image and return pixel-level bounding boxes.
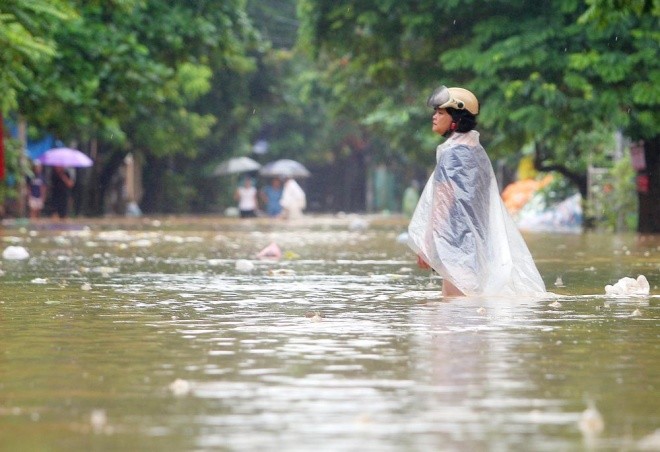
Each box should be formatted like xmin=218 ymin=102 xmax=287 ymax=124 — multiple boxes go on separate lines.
xmin=501 ymin=174 xmax=553 ymax=214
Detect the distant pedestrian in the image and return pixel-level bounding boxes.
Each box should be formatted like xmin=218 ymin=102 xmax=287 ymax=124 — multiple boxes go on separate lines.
xmin=280 ymin=177 xmax=306 ymax=219
xmin=26 ymin=161 xmax=46 ymax=219
xmin=234 ymin=177 xmax=258 ymax=218
xmin=49 ymin=166 xmax=75 ymax=219
xmin=261 ymin=178 xmax=283 ymax=217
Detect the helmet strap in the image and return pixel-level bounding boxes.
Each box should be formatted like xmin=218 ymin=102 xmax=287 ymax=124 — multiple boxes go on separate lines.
xmin=442 ymin=121 xmax=458 ymax=138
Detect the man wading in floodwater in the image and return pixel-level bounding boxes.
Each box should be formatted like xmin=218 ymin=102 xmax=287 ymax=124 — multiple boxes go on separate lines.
xmin=407 ymin=85 xmax=546 ymax=297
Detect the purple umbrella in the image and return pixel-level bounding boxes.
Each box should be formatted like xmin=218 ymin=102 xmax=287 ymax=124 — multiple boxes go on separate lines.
xmin=39 ymin=147 xmax=93 ymax=168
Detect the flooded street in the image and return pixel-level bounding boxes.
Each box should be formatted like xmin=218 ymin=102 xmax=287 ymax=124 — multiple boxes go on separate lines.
xmin=1 ymin=215 xmax=659 ymax=451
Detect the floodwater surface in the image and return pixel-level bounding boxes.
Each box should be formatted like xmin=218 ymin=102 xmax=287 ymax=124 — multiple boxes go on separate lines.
xmin=1 ymin=215 xmax=658 ymax=451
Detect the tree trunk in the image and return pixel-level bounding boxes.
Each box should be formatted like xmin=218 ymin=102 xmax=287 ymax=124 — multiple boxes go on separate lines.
xmin=0 ymin=113 xmax=4 ymax=181
xmin=16 ymin=116 xmax=28 ymax=217
xmin=637 ymin=135 xmax=659 ymax=233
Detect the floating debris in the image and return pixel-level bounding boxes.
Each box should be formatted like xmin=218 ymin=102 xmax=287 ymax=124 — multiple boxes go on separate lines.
xmin=605 ymin=275 xmax=650 ymax=296
xmin=257 ymin=242 xmax=282 ymax=260
xmin=81 ymin=283 xmax=92 ymax=291
xmin=348 ymin=218 xmax=369 ymax=231
xmin=282 ymin=250 xmax=300 ymax=260
xmin=90 ymin=409 xmax=108 ymax=434
xmin=2 ymin=246 xmax=29 ymax=260
xmin=578 ymin=401 xmax=604 ymax=436
xmin=90 ymin=266 xmax=119 ymax=278
xmin=548 ymin=301 xmax=562 ymax=308
xmin=476 ymin=307 xmax=486 ymax=315
xmin=267 ymin=268 xmax=296 ymax=276
xmin=631 ymin=308 xmax=642 ymax=317
xmin=305 ymin=311 xmax=324 ymax=322
xmin=169 ymin=378 xmax=192 ymax=396
xmin=395 ymin=232 xmax=409 ymax=244
xmin=31 ymin=278 xmax=48 ymax=284
xmin=130 ymin=239 xmax=153 ymax=248
xmin=554 ymin=276 xmax=564 ymax=287
xmin=235 ymin=259 xmax=255 ymax=273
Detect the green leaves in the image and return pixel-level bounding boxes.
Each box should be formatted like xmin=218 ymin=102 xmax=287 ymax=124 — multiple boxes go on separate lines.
xmin=0 ymin=0 xmax=76 ymax=112
xmin=298 ymin=0 xmax=659 ymax=171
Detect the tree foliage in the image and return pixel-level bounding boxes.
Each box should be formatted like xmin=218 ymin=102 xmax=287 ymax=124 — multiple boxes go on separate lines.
xmin=2 ymin=0 xmax=658 ymax=223
xmin=298 ymin=0 xmax=659 ymax=222
xmin=0 ymin=0 xmax=76 ymax=113
xmin=3 ymin=0 xmax=263 ymax=213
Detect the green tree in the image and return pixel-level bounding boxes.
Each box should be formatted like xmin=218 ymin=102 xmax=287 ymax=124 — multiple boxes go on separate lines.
xmin=0 ymin=0 xmax=75 ymax=113
xmin=125 ymin=0 xmax=261 ymax=213
xmin=298 ymin=0 xmax=660 ymax=230
xmin=0 ymin=0 xmax=76 ymax=212
xmin=577 ymin=0 xmax=660 ymax=232
xmin=9 ymin=0 xmax=260 ymax=214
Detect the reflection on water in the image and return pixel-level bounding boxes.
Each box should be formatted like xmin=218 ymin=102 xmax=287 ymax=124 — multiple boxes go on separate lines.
xmin=1 ymin=216 xmax=658 ymax=451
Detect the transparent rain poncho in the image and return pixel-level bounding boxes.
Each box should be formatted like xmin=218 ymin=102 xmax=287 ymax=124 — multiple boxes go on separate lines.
xmin=408 ymin=131 xmax=546 ymax=296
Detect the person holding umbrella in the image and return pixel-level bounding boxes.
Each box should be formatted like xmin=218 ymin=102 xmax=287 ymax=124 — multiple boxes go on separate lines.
xmin=279 ymin=177 xmax=306 ymax=219
xmin=38 ymin=147 xmax=93 ymax=220
xmin=260 ymin=178 xmax=283 ymax=217
xmin=258 ymin=159 xmax=310 ymax=219
xmin=49 ymin=166 xmax=75 ymax=219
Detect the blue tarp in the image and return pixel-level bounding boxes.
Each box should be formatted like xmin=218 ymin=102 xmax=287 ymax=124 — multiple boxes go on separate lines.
xmin=5 ymin=119 xmax=61 ymax=160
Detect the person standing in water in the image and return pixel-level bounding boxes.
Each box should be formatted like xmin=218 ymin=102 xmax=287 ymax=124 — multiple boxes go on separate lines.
xmin=26 ymin=161 xmax=46 ymax=220
xmin=260 ymin=178 xmax=283 ymax=217
xmin=234 ymin=177 xmax=258 ymax=218
xmin=407 ymin=85 xmax=546 ymax=297
xmin=49 ymin=166 xmax=75 ymax=219
xmin=279 ymin=177 xmax=306 ymax=219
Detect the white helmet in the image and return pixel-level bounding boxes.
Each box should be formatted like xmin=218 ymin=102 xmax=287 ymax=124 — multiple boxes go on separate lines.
xmin=427 ymin=86 xmax=479 ymax=115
